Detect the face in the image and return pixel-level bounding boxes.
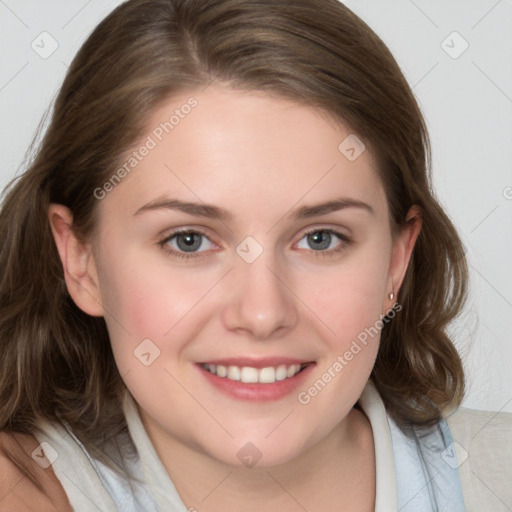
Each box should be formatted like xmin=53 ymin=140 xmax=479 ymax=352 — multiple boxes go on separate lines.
xmin=69 ymin=85 xmax=412 ymax=467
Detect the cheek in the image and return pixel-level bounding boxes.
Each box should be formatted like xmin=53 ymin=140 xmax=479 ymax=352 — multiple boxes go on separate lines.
xmin=297 ymin=247 xmax=391 ymax=347
xmin=291 ymin=245 xmax=391 ymax=415
xmin=96 ymin=249 xmax=220 ymax=369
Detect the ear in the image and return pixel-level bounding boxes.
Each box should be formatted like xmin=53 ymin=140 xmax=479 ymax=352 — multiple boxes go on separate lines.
xmin=386 ymin=205 xmax=422 ymax=304
xmin=48 ymin=204 xmax=104 ymax=317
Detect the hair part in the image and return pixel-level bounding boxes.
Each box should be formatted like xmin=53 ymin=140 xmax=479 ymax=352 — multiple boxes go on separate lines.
xmin=0 ymin=0 xmax=467 ymax=479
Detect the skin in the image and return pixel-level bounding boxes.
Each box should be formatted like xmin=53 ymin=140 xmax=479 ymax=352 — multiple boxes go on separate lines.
xmin=49 ymin=85 xmax=421 ymax=511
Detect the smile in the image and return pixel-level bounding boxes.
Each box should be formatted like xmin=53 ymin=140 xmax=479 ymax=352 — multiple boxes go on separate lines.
xmin=201 ymin=363 xmax=306 ymax=384
xmin=197 ymin=359 xmax=315 ymax=401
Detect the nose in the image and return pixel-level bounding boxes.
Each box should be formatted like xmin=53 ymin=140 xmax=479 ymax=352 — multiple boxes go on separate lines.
xmin=221 ymin=254 xmax=298 ymax=340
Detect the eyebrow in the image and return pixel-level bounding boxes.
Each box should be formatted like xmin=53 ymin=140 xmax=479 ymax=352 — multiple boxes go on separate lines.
xmin=134 ymin=199 xmax=233 ymax=221
xmin=293 ymin=198 xmax=374 ymax=218
xmin=133 ymin=197 xmax=374 ymax=220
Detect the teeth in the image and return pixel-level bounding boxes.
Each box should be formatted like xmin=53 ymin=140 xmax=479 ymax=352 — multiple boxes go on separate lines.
xmin=259 ymin=367 xmax=276 ymax=384
xmin=240 ymin=367 xmax=259 ymax=383
xmin=287 ymin=364 xmax=300 ymax=378
xmin=203 ymin=363 xmax=304 ymax=383
xmin=275 ymin=365 xmax=288 ymax=381
xmin=227 ymin=365 xmax=240 ymax=381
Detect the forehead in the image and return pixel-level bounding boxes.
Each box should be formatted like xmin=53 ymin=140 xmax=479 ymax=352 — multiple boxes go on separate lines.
xmin=97 ymin=85 xmax=387 ymax=223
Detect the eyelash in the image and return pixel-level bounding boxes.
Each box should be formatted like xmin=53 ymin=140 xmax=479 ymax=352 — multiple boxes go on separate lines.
xmin=157 ymin=228 xmax=351 ymax=261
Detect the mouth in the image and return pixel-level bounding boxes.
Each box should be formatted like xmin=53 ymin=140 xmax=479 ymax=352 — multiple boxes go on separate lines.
xmin=201 ymin=362 xmax=309 ymax=383
xmin=196 ymin=359 xmax=316 ymax=401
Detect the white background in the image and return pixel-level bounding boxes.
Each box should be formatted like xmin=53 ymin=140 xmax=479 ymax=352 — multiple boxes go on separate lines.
xmin=1 ymin=0 xmax=511 ymax=412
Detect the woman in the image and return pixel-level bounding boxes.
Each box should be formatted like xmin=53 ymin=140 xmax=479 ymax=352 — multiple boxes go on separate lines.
xmin=0 ymin=0 xmax=510 ymax=510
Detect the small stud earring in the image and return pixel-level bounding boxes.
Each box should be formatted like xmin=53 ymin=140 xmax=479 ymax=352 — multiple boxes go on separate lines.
xmin=389 ymin=292 xmax=394 ymax=300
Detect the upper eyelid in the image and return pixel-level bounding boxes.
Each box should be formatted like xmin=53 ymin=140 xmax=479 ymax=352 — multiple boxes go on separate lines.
xmin=160 ymin=226 xmax=216 ymax=242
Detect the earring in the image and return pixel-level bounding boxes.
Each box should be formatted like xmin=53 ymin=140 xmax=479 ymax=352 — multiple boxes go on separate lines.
xmin=389 ymin=292 xmax=394 ymax=300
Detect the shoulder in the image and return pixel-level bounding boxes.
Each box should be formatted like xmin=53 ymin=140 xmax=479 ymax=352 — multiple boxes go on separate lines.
xmin=445 ymin=407 xmax=512 ymax=511
xmin=447 ymin=406 xmax=512 ymax=433
xmin=0 ymin=430 xmax=72 ymax=512
xmin=446 ymin=406 xmax=512 ymax=458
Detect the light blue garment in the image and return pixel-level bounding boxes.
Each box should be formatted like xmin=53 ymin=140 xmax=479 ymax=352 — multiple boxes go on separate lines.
xmin=42 ymin=382 xmax=466 ymax=511
xmin=85 ymin=447 xmax=159 ymax=511
xmin=60 ymin=419 xmax=160 ymax=512
xmin=388 ymin=414 xmax=466 ymax=511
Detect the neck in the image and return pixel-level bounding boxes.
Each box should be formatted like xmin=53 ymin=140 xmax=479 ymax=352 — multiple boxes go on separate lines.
xmin=141 ymin=407 xmax=376 ymax=512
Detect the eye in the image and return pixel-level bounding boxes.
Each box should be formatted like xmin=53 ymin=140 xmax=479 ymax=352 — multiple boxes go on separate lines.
xmin=296 ymin=228 xmax=349 ymax=254
xmin=159 ymin=229 xmax=215 ymax=259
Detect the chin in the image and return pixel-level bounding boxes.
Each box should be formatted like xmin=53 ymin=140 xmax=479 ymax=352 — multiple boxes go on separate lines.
xmin=199 ymin=425 xmax=315 ymax=469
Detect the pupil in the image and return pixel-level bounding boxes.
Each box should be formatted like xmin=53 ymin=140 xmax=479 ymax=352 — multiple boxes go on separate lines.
xmin=177 ymin=233 xmax=201 ymax=251
xmin=308 ymin=231 xmax=331 ymax=250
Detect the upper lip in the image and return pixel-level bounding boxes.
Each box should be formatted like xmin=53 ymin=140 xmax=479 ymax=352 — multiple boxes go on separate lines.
xmin=197 ymin=357 xmax=315 ymax=368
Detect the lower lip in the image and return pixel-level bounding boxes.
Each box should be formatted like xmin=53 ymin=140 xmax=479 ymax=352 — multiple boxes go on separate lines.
xmin=196 ymin=364 xmax=315 ymax=401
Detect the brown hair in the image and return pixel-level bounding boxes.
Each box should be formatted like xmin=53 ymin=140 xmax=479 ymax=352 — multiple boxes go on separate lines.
xmin=0 ymin=0 xmax=467 ymax=477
